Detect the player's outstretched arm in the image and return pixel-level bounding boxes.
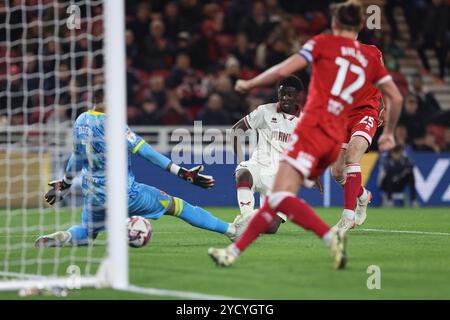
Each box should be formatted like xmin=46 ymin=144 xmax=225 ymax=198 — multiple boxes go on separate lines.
xmin=378 ymin=80 xmax=403 ymax=152
xmin=235 ymin=54 xmax=308 ymax=93
xmin=135 ymin=141 xmax=215 ymax=189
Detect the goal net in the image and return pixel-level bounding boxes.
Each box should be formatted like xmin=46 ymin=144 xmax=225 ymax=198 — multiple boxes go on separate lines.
xmin=0 ymin=0 xmax=128 ymax=292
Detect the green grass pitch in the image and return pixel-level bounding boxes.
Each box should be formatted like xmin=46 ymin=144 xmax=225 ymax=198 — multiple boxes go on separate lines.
xmin=0 ymin=207 xmax=449 ymax=299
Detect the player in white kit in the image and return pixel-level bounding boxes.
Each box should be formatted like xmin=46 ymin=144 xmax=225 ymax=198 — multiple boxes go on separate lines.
xmin=232 ymin=76 xmax=313 ymax=233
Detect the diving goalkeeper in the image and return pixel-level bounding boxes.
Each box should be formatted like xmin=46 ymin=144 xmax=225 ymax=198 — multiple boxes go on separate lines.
xmin=35 ymin=91 xmax=242 ymax=247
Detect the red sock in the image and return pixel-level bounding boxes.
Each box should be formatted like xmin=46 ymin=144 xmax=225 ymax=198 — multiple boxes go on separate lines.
xmin=275 ymin=195 xmax=330 ymax=238
xmin=344 ymin=163 xmax=363 ymax=211
xmin=235 ymin=200 xmax=276 ymax=252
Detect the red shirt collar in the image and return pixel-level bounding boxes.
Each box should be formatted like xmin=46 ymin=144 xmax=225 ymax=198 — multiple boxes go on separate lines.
xmin=276 ymin=102 xmax=301 ymax=118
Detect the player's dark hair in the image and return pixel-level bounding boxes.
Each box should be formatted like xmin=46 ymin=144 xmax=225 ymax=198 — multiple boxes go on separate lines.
xmin=331 ymin=0 xmax=364 ymax=32
xmin=278 ymin=75 xmax=303 ymax=92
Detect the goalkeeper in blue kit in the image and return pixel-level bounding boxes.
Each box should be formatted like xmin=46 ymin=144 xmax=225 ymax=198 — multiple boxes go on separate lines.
xmin=35 ymin=94 xmax=242 ymax=247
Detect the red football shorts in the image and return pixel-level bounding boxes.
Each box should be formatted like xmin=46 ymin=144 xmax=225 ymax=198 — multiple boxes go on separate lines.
xmin=282 ymin=122 xmax=342 ymax=183
xmin=342 ymin=106 xmax=379 ymax=149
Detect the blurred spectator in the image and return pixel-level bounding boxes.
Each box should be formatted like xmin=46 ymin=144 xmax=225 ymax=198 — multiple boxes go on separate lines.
xmin=416 ymin=0 xmax=449 ymax=83
xmin=279 ymin=17 xmax=302 ymax=53
xmin=213 ymin=75 xmax=249 ymax=123
xmin=378 ymin=145 xmax=418 ymax=207
xmin=45 ymin=63 xmax=71 ymax=92
xmin=167 ymin=52 xmax=193 ymax=88
xmin=223 ymin=56 xmax=242 ymax=85
xmin=410 ymin=74 xmax=441 ymax=119
xmin=45 ymin=104 xmax=72 ymax=146
xmin=384 ymin=0 xmax=420 ymax=42
xmin=395 ymin=125 xmax=414 ymax=154
xmin=178 ymin=0 xmax=203 ymax=32
xmin=266 ymin=0 xmax=286 ymax=23
xmin=265 ymin=37 xmax=290 ymax=67
xmin=197 ymin=93 xmax=231 ymax=125
xmin=230 ymin=33 xmax=255 ymax=70
xmin=174 ymin=31 xmax=194 ymax=57
xmin=163 ymin=1 xmax=188 ymax=41
xmin=142 ymin=19 xmax=175 ymax=71
xmin=126 ymin=29 xmax=139 ymax=65
xmin=381 ymin=32 xmax=405 ymax=61
xmin=163 ymin=91 xmax=191 ymax=125
xmin=399 ymin=94 xmax=427 ymax=148
xmin=414 ymin=132 xmax=441 ymax=152
xmin=135 ymin=98 xmax=163 ymax=125
xmin=191 ymin=20 xmax=221 ymax=72
xmin=149 ymin=75 xmax=168 ymax=109
xmin=223 ymin=0 xmax=252 ymax=34
xmin=23 ymin=53 xmax=39 ymax=92
xmin=176 ymin=70 xmax=209 ymax=119
xmin=240 ymin=1 xmax=274 ymax=47
xmin=127 ymin=59 xmax=141 ymax=107
xmin=128 ymin=1 xmax=152 ymax=47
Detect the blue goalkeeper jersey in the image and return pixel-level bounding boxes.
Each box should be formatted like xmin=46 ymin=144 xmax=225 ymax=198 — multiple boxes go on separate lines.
xmin=70 ymin=110 xmax=148 ymax=204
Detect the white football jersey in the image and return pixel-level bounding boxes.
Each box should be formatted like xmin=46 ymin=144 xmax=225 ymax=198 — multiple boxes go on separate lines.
xmin=244 ymin=103 xmax=301 ymax=171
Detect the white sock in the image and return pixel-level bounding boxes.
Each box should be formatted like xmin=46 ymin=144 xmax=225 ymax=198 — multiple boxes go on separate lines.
xmin=358 ymin=187 xmax=369 ymax=203
xmin=322 ymin=230 xmax=333 ymax=247
xmin=343 ymin=209 xmax=355 ymax=221
xmin=227 ymin=243 xmax=241 ymax=257
xmin=237 ymin=188 xmax=254 ymax=215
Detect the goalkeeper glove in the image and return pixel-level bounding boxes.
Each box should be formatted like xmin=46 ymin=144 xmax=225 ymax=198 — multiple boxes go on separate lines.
xmin=177 ymin=165 xmax=215 ymax=189
xmin=44 ymin=179 xmax=71 ymax=205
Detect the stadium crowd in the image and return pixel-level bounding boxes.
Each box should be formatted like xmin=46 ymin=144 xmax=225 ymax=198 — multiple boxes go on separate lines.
xmin=0 ymin=0 xmax=449 ymax=153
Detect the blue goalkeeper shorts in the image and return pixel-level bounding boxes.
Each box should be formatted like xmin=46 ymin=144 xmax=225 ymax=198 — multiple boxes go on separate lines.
xmin=80 ymin=183 xmax=174 ymax=236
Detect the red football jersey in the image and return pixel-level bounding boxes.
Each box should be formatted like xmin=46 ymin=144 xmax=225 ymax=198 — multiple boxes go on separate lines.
xmin=298 ymin=33 xmax=391 ymax=143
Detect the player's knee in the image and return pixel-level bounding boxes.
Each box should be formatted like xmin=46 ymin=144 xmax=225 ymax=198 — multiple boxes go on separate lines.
xmin=268 ymin=191 xmax=295 ymax=210
xmin=344 ymin=149 xmax=360 ymax=165
xmin=345 ymin=138 xmax=368 ymax=164
xmin=235 ymin=169 xmax=253 ymax=186
xmin=265 ymin=217 xmax=282 ymax=234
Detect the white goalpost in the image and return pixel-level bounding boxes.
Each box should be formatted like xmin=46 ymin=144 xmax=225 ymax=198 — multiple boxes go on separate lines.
xmin=103 ymin=0 xmax=128 ymax=290
xmin=0 ymin=0 xmax=128 ymax=292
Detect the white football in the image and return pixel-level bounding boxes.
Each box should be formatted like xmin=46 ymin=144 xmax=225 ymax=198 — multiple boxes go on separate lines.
xmin=127 ymin=216 xmax=152 ymax=248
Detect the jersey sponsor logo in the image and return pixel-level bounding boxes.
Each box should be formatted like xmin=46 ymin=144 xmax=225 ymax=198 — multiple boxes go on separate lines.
xmin=271 ymin=130 xmax=291 ymax=143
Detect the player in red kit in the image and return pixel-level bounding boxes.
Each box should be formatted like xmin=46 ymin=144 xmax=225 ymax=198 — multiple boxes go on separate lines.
xmin=208 ymin=0 xmax=403 ymax=269
xmin=331 ymin=87 xmax=384 ymax=231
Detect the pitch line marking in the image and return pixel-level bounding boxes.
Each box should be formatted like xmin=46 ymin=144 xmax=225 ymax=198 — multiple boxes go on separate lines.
xmin=123 ymin=284 xmax=245 ymax=300
xmin=356 ymin=228 xmax=450 ymax=236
